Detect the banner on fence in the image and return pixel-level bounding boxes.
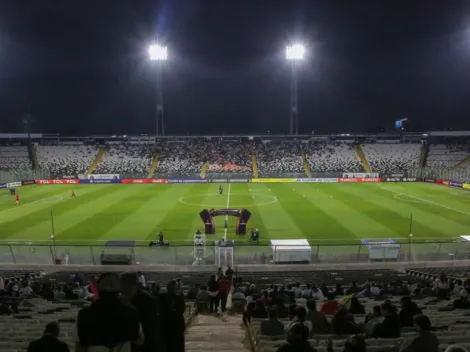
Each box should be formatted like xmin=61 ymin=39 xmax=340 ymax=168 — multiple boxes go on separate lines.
xmin=251 ymin=178 xmax=296 ymax=183
xmin=338 ymin=178 xmax=381 ymax=183
xmin=296 ymin=178 xmax=338 ymax=183
xmin=463 ymin=183 xmax=470 ymax=190
xmin=22 ymin=180 xmax=36 ymax=186
xmin=342 ymin=173 xmax=379 ymax=178
xmin=36 ymin=179 xmax=79 ymax=184
xmin=229 ymin=179 xmax=250 ymax=183
xmin=121 ymin=179 xmax=167 ymax=184
xmin=80 ymin=179 xmax=121 ymax=184
xmin=6 ymin=182 xmax=22 ymax=188
xmin=383 ymin=177 xmax=418 ymax=182
xmin=382 ymin=173 xmax=405 ymax=178
xmin=450 ymin=181 xmax=463 ymax=188
xmin=424 ymin=178 xmax=436 ymax=183
xmin=87 ymin=174 xmax=119 ymax=180
xmin=210 ymin=179 xmax=228 ymax=183
xmin=0 ymin=183 xmax=6 ymax=189
xmin=167 ymin=179 xmax=209 ymax=183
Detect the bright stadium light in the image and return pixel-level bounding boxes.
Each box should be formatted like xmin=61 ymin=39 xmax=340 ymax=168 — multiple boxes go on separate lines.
xmin=148 ymin=44 xmax=168 ymax=61
xmin=286 ymin=44 xmax=305 ymax=60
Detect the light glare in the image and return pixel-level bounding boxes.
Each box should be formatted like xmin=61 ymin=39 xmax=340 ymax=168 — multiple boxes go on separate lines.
xmin=286 ymin=44 xmax=305 ymax=60
xmin=149 ymin=44 xmax=168 ymax=61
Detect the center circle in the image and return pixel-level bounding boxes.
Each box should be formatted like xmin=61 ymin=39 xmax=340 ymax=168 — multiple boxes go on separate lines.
xmin=179 ymin=193 xmax=277 ymax=207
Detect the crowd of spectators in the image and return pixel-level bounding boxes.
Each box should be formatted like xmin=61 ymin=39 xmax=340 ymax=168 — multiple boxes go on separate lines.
xmin=305 ymin=142 xmax=364 ymax=173
xmin=94 ymin=143 xmax=153 ymax=175
xmin=37 ymin=144 xmax=99 ymax=176
xmin=362 ymin=143 xmax=421 ymax=174
xmin=0 ymin=145 xmax=31 ymax=170
xmin=256 ymin=142 xmax=304 ymax=175
xmin=205 ymin=140 xmax=252 ymax=174
xmin=427 ymin=140 xmax=470 ymax=170
xmin=155 ymin=140 xmax=205 ymax=175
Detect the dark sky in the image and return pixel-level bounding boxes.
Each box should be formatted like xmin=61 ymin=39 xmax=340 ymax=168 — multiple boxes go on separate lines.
xmin=0 ymin=0 xmax=470 ymax=136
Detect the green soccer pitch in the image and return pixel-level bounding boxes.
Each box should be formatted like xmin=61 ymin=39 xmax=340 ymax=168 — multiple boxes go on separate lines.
xmin=0 ymin=182 xmax=469 ymax=248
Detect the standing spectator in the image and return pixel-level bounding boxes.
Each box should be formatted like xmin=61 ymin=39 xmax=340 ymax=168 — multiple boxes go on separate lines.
xmin=225 ymin=266 xmax=234 ymax=281
xmin=260 ymin=308 xmax=285 ymax=336
xmin=277 ymin=323 xmax=316 ymax=352
xmin=75 ymin=272 xmax=142 ymax=352
xmin=399 ymin=314 xmax=439 ymax=352
xmin=218 ymin=275 xmax=231 ymax=312
xmin=28 ymin=322 xmax=69 ymax=352
xmin=207 ymin=275 xmax=219 ymax=313
xmin=120 ymin=272 xmax=162 ymax=352
xmin=216 ymin=267 xmax=223 ymax=280
xmin=159 ymin=280 xmax=186 ymax=352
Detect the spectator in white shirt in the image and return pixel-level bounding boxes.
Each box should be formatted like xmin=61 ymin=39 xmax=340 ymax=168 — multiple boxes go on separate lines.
xmin=311 ymin=284 xmax=324 ymax=300
xmin=287 ymin=306 xmax=313 ymax=337
xmin=137 ymin=271 xmax=146 ymax=288
xmin=453 ymin=280 xmax=465 ymax=297
xmin=302 ymin=284 xmax=312 ymax=298
xmin=19 ymin=282 xmax=33 ymax=297
xmin=54 ymin=286 xmax=66 ymax=301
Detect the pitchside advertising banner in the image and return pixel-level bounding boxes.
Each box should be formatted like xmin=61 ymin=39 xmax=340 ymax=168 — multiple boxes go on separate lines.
xmin=80 ymin=179 xmax=121 ymax=184
xmin=36 ymin=179 xmax=79 ymax=184
xmin=121 ymin=179 xmax=167 ymax=184
xmin=0 ymin=183 xmax=6 ymax=189
xmin=87 ymin=174 xmax=119 ymax=180
xmin=296 ymin=178 xmax=338 ymax=183
xmin=338 ymin=178 xmax=381 ymax=183
xmin=450 ymin=180 xmax=463 ymax=188
xmin=22 ymin=180 xmax=36 ymax=185
xmin=6 ymin=182 xmax=22 ymax=188
xmin=209 ymin=179 xmax=250 ymax=183
xmin=167 ymin=179 xmax=209 ymax=183
xmin=251 ymin=178 xmax=296 ymax=183
xmin=464 ymin=183 xmax=470 ymax=190
xmin=342 ymin=173 xmax=379 ymax=178
xmin=382 ymin=177 xmax=418 ymax=182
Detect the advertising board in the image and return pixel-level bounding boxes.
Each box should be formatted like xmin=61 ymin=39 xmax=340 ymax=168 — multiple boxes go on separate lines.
xmin=87 ymin=174 xmax=119 ymax=180
xmin=6 ymin=182 xmax=22 ymax=188
xmin=36 ymin=179 xmax=79 ymax=184
xmin=450 ymin=181 xmax=463 ymax=188
xmin=424 ymin=178 xmax=436 ymax=183
xmin=0 ymin=183 xmax=6 ymax=189
xmin=338 ymin=178 xmax=381 ymax=183
xmin=296 ymin=178 xmax=338 ymax=183
xmin=463 ymin=183 xmax=470 ymax=190
xmin=22 ymin=180 xmax=36 ymax=185
xmin=80 ymin=179 xmax=121 ymax=184
xmin=166 ymin=179 xmax=209 ymax=184
xmin=342 ymin=173 xmax=379 ymax=178
xmin=251 ymin=178 xmax=296 ymax=183
xmin=121 ymin=179 xmax=167 ymax=184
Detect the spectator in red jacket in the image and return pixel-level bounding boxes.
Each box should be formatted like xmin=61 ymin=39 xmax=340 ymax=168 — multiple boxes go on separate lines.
xmin=320 ymin=294 xmax=340 ymax=315
xmin=217 ymin=275 xmax=231 ymax=312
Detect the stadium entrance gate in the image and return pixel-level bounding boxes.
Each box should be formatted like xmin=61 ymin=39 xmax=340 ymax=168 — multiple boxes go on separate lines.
xmin=214 ymin=239 xmax=234 ymax=269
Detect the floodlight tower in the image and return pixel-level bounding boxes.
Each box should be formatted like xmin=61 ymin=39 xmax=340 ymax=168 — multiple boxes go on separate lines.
xmin=149 ymin=44 xmax=168 ymax=137
xmin=286 ymin=44 xmax=305 ymax=135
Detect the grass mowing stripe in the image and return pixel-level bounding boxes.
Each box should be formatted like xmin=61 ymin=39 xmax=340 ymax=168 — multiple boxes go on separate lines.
xmin=0 ymin=185 xmax=115 ymax=240
xmin=306 ymin=184 xmax=400 ymax=240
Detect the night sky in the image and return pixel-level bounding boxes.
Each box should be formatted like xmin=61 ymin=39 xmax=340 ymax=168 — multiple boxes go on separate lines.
xmin=0 ymin=0 xmax=470 ymax=136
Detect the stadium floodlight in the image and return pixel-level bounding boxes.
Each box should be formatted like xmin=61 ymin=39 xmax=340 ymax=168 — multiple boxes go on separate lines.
xmin=148 ymin=44 xmax=168 ymax=61
xmin=286 ymin=44 xmax=305 ymax=60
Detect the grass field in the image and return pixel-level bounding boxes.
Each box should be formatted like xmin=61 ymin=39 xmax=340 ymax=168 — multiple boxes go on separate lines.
xmin=0 ymin=182 xmax=469 ymax=248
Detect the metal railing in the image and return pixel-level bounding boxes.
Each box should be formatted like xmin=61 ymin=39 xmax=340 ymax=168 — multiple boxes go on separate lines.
xmin=1 ymin=241 xmax=468 ymax=266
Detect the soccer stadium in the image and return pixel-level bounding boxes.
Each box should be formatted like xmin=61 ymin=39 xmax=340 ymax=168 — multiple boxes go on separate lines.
xmin=3 ymin=2 xmax=470 ymax=352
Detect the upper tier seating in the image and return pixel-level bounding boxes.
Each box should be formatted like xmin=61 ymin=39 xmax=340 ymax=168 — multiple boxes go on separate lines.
xmin=205 ymin=141 xmax=252 ymax=174
xmin=305 ymin=142 xmax=363 ymax=173
xmin=37 ymin=144 xmax=99 ymax=175
xmin=156 ymin=140 xmax=205 ymax=175
xmin=94 ymin=143 xmax=153 ymax=174
xmin=362 ymin=143 xmax=421 ymax=174
xmin=256 ymin=143 xmax=304 ymax=175
xmin=0 ymin=146 xmax=30 ymax=170
xmin=427 ymin=143 xmax=470 ymax=169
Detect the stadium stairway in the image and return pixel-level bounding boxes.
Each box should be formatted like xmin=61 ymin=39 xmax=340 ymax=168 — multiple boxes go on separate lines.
xmin=86 ymin=147 xmax=105 ymax=175
xmin=251 ymin=149 xmax=259 ymax=178
xmin=451 ymin=154 xmax=470 ymax=170
xmin=186 ymin=314 xmax=250 ymax=352
xmin=300 ymin=147 xmax=312 ymax=177
xmin=147 ymin=152 xmax=160 ymax=178
xmin=200 ymin=162 xmax=208 ymax=179
xmin=354 ymin=145 xmax=372 ymax=173
xmin=419 ymin=142 xmax=429 ymax=167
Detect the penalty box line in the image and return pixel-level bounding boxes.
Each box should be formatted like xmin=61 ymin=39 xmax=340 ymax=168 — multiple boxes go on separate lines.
xmin=380 ymin=186 xmax=470 ymax=217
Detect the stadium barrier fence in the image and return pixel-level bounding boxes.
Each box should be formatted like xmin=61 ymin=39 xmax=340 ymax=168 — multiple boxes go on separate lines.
xmin=0 ymin=241 xmax=469 ymax=266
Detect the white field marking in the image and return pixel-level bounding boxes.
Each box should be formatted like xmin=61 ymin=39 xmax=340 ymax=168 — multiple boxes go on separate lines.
xmin=224 ymin=184 xmax=232 ymax=240
xmin=394 ymin=194 xmax=426 ymax=204
xmin=0 ymin=195 xmax=64 ymax=214
xmin=380 ymin=186 xmax=470 ymax=216
xmin=178 ymin=193 xmax=278 ymax=207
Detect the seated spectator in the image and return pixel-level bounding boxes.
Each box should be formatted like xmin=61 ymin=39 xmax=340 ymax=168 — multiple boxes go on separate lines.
xmin=72 ymin=283 xmax=88 ymax=300
xmin=434 ymin=273 xmax=449 ymax=299
xmin=196 ymin=285 xmax=210 ymax=306
xmin=276 ymin=287 xmax=290 ymax=305
xmin=344 ymin=296 xmax=365 ymax=315
xmin=311 ymin=284 xmax=324 ymax=300
xmin=75 ymin=272 xmax=142 ymax=352
xmin=399 ymin=296 xmax=422 ymax=327
xmin=359 ymin=284 xmax=375 ymax=298
xmin=150 ymin=283 xmax=160 ymax=297
xmin=251 ymin=299 xmax=268 ymax=319
xmin=261 ymin=290 xmax=271 ymax=306
xmin=288 ymin=306 xmax=312 ymax=337
xmin=306 ymin=300 xmax=329 ymax=334
xmin=320 ymin=294 xmax=340 ymax=315
xmin=371 ymin=302 xmax=400 ymax=338
xmin=73 ymin=273 xmax=84 ymax=286
xmin=341 ymin=334 xmax=367 ymax=352
xmin=277 ymin=323 xmax=317 ymax=352
xmin=19 ymin=282 xmax=34 ymax=298
xmin=364 ymin=305 xmax=383 ymax=336
xmin=275 ymin=301 xmax=289 ymax=319
xmin=453 ymin=290 xmax=470 ymax=310
xmin=187 ymin=284 xmax=200 ymax=300
xmin=421 ymin=282 xmax=434 ymax=296
xmin=302 ymin=284 xmax=312 ymax=298
xmin=331 ymin=306 xmax=362 ymax=335
xmin=53 ymin=286 xmax=66 ymax=301
xmin=320 ymin=283 xmax=329 ymax=297
xmin=334 ymin=283 xmax=344 ymax=296
xmin=399 ymin=314 xmax=439 ymax=352
xmin=260 ymin=308 xmax=286 ymax=336
xmin=28 ymin=322 xmax=69 ymax=352
xmin=347 ymin=281 xmax=360 ymax=294
xmin=288 ymin=303 xmax=298 ymax=321
xmin=453 ymin=279 xmax=465 ymax=296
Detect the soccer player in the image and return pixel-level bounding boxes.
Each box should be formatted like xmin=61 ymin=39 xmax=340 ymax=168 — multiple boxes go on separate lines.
xmin=71 ymin=190 xmax=76 ymax=198
xmin=219 ymin=185 xmax=223 ymax=195
xmin=15 ymin=194 xmax=19 ymax=205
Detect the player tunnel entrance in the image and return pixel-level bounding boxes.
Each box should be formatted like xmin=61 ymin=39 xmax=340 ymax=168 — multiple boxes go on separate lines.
xmin=199 ymin=208 xmax=251 ymax=235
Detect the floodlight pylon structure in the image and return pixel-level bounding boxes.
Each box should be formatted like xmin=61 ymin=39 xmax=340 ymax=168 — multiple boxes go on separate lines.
xmin=149 ymin=44 xmax=168 ymax=137
xmin=286 ymin=44 xmax=305 ymax=135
